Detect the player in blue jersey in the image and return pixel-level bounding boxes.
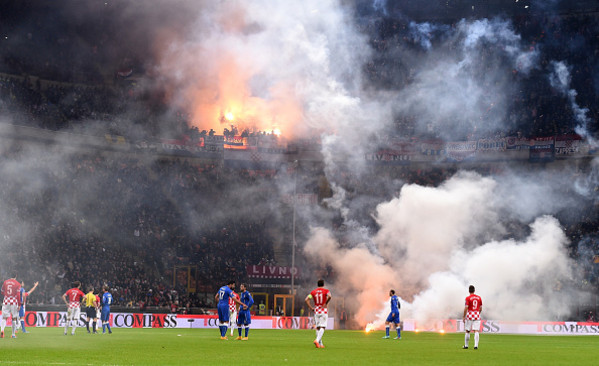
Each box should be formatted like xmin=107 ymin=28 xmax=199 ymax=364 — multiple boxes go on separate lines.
xmin=235 ymin=283 xmax=254 ymax=341
xmin=101 ymin=285 xmax=113 ymax=334
xmin=382 ymin=289 xmax=401 ymax=340
xmin=215 ymin=280 xmax=246 ymax=340
xmin=16 ymin=281 xmax=38 ymax=334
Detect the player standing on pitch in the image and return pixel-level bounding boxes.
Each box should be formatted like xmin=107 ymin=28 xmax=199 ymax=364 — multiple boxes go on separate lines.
xmin=236 ymin=283 xmax=254 ymax=340
xmin=305 ymin=279 xmax=331 ymax=349
xmin=1 ymin=272 xmax=21 ymax=339
xmin=215 ymin=280 xmax=246 ymax=340
xmin=101 ymin=285 xmax=113 ymax=334
xmin=229 ymin=289 xmax=239 ymax=336
xmin=62 ymin=281 xmax=85 ymax=335
xmin=16 ymin=281 xmax=38 ymax=334
xmin=382 ymin=289 xmax=401 ymax=340
xmin=463 ymin=284 xmax=483 ymax=349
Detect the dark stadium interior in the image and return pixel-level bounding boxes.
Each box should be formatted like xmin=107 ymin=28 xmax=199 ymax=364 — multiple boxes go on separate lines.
xmin=1 ymin=0 xmax=599 ymax=325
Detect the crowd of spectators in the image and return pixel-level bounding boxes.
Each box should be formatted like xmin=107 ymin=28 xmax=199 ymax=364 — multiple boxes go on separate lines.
xmin=0 ymin=152 xmax=277 ymax=313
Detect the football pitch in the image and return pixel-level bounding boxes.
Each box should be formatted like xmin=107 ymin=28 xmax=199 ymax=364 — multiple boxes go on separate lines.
xmin=0 ymin=328 xmax=596 ymax=365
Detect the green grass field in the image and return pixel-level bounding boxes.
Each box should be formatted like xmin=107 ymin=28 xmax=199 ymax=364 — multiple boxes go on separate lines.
xmin=0 ymin=328 xmax=596 ymax=365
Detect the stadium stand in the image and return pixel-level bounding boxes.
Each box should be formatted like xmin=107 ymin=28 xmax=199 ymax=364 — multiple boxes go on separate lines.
xmin=0 ymin=2 xmax=598 ymax=319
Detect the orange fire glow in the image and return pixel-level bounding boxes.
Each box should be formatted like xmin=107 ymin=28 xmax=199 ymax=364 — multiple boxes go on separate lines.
xmin=182 ymin=56 xmax=305 ymax=139
xmin=154 ymin=2 xmax=317 ymax=140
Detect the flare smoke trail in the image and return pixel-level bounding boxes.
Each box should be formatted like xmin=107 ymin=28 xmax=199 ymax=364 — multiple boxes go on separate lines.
xmin=549 ymin=61 xmax=595 ymax=144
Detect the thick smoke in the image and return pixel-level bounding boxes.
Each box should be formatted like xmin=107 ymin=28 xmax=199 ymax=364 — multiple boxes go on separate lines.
xmin=304 ymin=172 xmax=583 ymax=325
xmin=1 ymin=0 xmax=596 ymax=327
xmin=145 ymin=1 xmax=592 ymax=325
xmin=155 ymin=0 xmax=381 ymax=142
xmin=391 ymin=18 xmax=538 ymax=140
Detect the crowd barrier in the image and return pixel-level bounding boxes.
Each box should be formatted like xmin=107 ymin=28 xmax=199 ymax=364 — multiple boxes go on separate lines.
xmin=403 ymin=319 xmax=599 ymax=335
xmin=7 ymin=311 xmax=599 ymax=334
xmin=4 ymin=311 xmax=335 ymax=330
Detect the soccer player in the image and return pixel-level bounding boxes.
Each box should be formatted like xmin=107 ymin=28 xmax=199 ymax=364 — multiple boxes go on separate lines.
xmin=382 ymin=289 xmax=401 ymax=340
xmin=214 ymin=280 xmax=246 ymax=340
xmin=62 ymin=281 xmax=85 ymax=335
xmin=1 ymin=272 xmax=21 ymax=339
xmin=95 ymin=292 xmax=101 ymax=332
xmin=229 ymin=290 xmax=239 ymax=336
xmin=463 ymin=284 xmax=483 ymax=350
xmin=101 ymin=285 xmax=113 ymax=334
xmin=17 ymin=281 xmax=38 ymax=334
xmin=236 ymin=283 xmax=254 ymax=340
xmin=305 ymin=279 xmax=331 ymax=349
xmin=83 ymin=286 xmax=98 ymax=333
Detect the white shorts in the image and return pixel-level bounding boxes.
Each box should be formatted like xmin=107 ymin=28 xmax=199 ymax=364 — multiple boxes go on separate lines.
xmin=67 ymin=307 xmax=81 ymax=321
xmin=314 ymin=313 xmax=328 ymax=328
xmin=1 ymin=304 xmax=19 ymax=319
xmin=464 ymin=319 xmax=481 ymax=332
xmin=229 ymin=311 xmax=237 ymax=323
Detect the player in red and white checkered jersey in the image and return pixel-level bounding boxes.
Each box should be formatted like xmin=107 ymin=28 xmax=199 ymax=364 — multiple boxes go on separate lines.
xmin=463 ymin=284 xmax=483 ymax=350
xmin=305 ymin=279 xmax=332 ymax=349
xmin=229 ymin=291 xmax=239 ymax=336
xmin=1 ymin=271 xmax=21 ymax=339
xmin=61 ymin=281 xmax=85 ymax=335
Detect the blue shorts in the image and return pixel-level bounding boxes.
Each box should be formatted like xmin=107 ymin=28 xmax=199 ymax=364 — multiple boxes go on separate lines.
xmin=101 ymin=308 xmax=110 ymax=322
xmin=386 ymin=312 xmax=400 ymax=324
xmin=217 ymin=304 xmax=230 ymax=323
xmin=237 ymin=310 xmax=251 ymax=325
xmin=19 ymin=306 xmax=25 ymax=318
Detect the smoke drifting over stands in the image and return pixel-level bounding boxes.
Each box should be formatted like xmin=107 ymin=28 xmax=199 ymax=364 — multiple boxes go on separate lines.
xmin=1 ymin=0 xmax=599 ymax=325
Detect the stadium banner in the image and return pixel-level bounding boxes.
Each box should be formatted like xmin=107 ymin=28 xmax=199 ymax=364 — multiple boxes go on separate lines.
xmin=174 ymin=315 xmax=334 ymax=330
xmin=505 ymin=136 xmax=531 ymax=150
xmin=444 ymin=141 xmax=477 ymax=162
xmin=419 ymin=140 xmax=445 ymax=157
xmin=247 ymin=265 xmax=301 ymax=279
xmin=224 ymin=136 xmax=248 ymax=149
xmin=555 ymin=135 xmax=585 ymax=157
xmin=10 ymin=312 xmax=333 ymax=330
xmin=136 ymin=136 xmax=224 ymax=159
xmin=365 ymin=150 xmax=412 ymax=165
xmin=9 ymin=311 xmax=178 ymax=329
xmin=224 ymin=149 xmax=283 ymax=164
xmin=281 ymin=193 xmax=318 ymax=205
xmin=529 ymin=136 xmax=555 ymax=161
xmin=476 ymin=138 xmax=506 ymax=151
xmin=402 ymin=319 xmax=599 ymax=335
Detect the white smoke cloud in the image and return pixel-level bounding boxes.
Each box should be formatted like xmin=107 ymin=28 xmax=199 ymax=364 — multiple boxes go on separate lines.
xmin=304 ymin=171 xmax=584 ymax=326
xmin=391 ymin=18 xmax=538 ymax=140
